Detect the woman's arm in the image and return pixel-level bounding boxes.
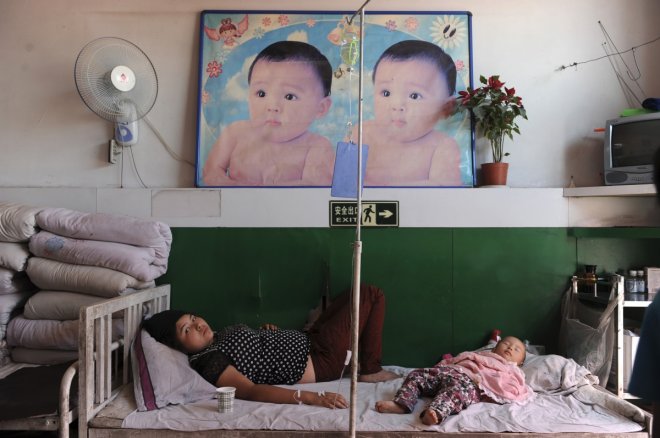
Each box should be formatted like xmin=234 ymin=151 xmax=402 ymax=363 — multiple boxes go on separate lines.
xmin=217 ymin=364 xmax=347 ymax=409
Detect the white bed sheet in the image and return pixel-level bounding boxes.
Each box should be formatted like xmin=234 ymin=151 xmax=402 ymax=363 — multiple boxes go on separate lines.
xmin=122 ymin=372 xmax=644 ymax=434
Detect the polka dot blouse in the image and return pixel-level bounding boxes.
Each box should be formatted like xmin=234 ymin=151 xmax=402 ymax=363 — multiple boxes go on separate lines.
xmin=189 ymin=324 xmax=311 ymax=385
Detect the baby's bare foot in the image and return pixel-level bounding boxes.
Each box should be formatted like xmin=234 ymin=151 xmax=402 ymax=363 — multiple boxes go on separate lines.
xmin=375 ymin=400 xmax=406 ymax=414
xmin=421 ymin=408 xmax=440 ymax=425
xmin=358 ymin=369 xmax=399 ymax=383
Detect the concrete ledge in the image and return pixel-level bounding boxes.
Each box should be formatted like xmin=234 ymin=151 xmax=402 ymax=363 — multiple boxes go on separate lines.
xmin=0 ymin=187 xmax=576 ymax=227
xmin=4 ymin=186 xmax=657 ymax=228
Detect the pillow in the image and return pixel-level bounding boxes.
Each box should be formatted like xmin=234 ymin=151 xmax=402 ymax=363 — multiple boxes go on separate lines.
xmin=7 ymin=315 xmax=124 ymax=350
xmin=131 ymin=329 xmax=216 ymax=411
xmin=467 ymin=341 xmax=596 ymax=395
xmin=0 ymin=268 xmax=34 ymax=295
xmin=0 ymin=242 xmax=30 ymax=271
xmin=27 ymin=257 xmax=154 ymax=298
xmin=522 ymin=353 xmax=598 ymax=394
xmin=0 ymin=290 xmax=32 ymax=339
xmin=23 ymin=291 xmax=112 ymax=320
xmin=0 ymin=202 xmax=42 ymax=242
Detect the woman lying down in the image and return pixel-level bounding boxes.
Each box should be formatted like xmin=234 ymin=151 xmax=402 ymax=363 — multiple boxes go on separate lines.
xmin=143 ymin=284 xmax=398 ymax=409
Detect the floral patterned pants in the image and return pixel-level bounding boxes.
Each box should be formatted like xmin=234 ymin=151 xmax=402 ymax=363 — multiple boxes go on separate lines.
xmin=392 ymin=365 xmax=481 ymax=424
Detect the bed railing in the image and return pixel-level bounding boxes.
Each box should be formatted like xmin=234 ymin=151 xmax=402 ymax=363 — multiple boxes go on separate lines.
xmin=78 ymin=285 xmax=171 ymax=438
xmin=0 ymin=359 xmax=78 ymax=438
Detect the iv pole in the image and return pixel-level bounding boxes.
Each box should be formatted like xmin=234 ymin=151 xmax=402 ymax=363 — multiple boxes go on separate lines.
xmin=346 ymin=1 xmax=370 ymax=437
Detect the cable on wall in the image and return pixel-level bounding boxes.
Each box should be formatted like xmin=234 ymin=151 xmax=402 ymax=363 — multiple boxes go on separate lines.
xmin=128 ymin=146 xmax=148 ymax=188
xmin=115 ymin=116 xmax=196 ymax=189
xmin=557 ymin=28 xmax=660 ymax=72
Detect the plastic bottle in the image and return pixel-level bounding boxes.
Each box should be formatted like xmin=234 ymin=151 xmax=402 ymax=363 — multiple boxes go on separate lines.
xmin=584 ymin=265 xmax=597 ymax=285
xmin=583 ymin=265 xmax=597 ymax=294
xmin=636 ymin=270 xmax=646 ymax=294
xmin=625 ymin=270 xmax=638 ymax=293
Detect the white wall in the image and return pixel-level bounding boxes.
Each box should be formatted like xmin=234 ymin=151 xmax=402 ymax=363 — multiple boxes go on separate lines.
xmin=1 ymin=0 xmax=659 ymax=190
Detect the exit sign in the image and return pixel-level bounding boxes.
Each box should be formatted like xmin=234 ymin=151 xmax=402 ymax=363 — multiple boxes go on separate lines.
xmin=329 ymin=201 xmax=399 ymax=227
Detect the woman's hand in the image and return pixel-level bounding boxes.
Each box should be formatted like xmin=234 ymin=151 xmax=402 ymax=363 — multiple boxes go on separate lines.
xmin=302 ymin=390 xmax=348 ymax=409
xmin=260 ymin=323 xmax=278 ymax=330
xmin=218 ymin=366 xmax=347 ymax=409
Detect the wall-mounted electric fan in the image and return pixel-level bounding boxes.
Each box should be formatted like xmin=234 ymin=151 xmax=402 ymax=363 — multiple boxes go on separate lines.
xmin=74 ymin=37 xmax=158 ymax=163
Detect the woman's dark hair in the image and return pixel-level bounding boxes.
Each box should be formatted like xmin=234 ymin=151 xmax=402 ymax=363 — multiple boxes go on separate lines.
xmin=248 ymin=40 xmax=333 ymax=97
xmin=372 ymin=40 xmax=457 ymax=96
xmin=142 ymin=309 xmax=187 ymax=351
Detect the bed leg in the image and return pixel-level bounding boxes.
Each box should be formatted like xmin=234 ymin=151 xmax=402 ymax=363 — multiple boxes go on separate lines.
xmin=59 ymin=361 xmax=79 ymax=438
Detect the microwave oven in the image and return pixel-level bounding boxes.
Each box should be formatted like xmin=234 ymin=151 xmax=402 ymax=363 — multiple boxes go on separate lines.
xmin=604 ymin=111 xmax=660 ymax=185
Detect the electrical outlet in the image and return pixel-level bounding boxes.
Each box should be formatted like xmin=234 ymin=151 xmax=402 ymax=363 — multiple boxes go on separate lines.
xmin=108 ymin=139 xmax=121 ymax=164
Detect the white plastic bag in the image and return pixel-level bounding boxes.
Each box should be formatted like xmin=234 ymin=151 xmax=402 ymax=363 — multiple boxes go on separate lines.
xmin=558 ymin=286 xmax=619 ymax=387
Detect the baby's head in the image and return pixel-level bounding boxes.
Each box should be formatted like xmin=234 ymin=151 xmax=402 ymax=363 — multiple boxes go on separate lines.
xmin=370 ymin=40 xmax=457 ymax=142
xmin=248 ymin=41 xmax=332 ymax=97
xmin=246 ymin=41 xmax=333 ymax=142
xmin=491 ymin=336 xmax=526 ymax=366
xmin=373 ymin=40 xmax=456 ymax=96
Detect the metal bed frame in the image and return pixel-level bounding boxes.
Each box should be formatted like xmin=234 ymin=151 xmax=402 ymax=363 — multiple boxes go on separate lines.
xmin=0 ymin=360 xmax=79 ymax=438
xmin=0 ymin=284 xmax=170 ymax=438
xmin=78 ymin=284 xmax=170 ymax=438
xmin=73 ymin=283 xmax=651 ymax=438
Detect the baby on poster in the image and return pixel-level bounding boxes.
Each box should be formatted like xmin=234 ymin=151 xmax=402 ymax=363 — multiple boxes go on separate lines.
xmin=202 ymin=41 xmax=335 ymax=186
xmin=354 ymin=40 xmax=461 ymax=186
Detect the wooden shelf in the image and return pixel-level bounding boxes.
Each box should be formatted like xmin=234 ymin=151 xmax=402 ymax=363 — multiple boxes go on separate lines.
xmin=563 ymin=184 xmax=656 ymax=197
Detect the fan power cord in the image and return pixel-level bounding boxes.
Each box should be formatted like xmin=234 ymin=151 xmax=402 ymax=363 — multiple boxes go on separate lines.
xmin=143 ymin=116 xmax=195 ymax=167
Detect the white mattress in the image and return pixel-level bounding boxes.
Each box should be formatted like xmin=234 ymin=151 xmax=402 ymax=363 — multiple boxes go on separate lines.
xmin=122 ymin=368 xmax=645 ymax=434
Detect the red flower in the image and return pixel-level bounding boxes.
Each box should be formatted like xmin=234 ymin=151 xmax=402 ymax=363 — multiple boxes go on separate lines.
xmin=487 ymin=76 xmax=504 ymax=89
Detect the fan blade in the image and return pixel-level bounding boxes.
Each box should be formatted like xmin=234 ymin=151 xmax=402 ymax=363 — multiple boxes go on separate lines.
xmin=74 ymin=37 xmax=158 ymax=124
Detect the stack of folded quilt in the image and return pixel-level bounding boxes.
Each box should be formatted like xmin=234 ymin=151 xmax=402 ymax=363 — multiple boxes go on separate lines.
xmin=0 ymin=202 xmax=42 ymax=366
xmin=5 ymin=206 xmax=172 ymax=365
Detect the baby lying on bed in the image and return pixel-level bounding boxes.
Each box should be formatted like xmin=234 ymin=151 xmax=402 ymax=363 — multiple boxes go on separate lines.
xmin=376 ymin=336 xmax=532 ymax=425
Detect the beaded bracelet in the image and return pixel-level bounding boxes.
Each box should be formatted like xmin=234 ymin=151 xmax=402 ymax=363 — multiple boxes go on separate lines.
xmin=293 ymin=389 xmax=303 ymax=405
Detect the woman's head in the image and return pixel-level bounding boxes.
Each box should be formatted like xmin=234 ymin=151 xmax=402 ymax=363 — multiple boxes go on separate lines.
xmin=143 ymin=310 xmax=214 ymax=354
xmin=491 ymin=336 xmax=526 ymax=366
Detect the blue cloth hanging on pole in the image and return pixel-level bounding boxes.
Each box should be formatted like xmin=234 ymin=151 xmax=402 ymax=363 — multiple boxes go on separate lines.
xmin=331 ymin=141 xmax=368 ymax=198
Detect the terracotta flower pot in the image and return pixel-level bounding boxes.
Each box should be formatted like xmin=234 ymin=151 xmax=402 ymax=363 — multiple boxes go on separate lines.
xmin=481 ymin=162 xmax=509 ymax=186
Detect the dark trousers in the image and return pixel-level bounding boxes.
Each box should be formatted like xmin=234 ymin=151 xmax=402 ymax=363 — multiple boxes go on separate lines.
xmin=307 ymin=284 xmax=385 ymax=382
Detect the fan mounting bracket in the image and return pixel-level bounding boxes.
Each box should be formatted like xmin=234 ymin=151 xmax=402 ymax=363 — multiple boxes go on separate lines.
xmin=108 ymin=139 xmax=122 ymax=164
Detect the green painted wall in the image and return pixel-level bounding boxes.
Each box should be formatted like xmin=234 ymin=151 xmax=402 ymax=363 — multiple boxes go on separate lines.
xmin=157 ymin=227 xmax=660 ymax=368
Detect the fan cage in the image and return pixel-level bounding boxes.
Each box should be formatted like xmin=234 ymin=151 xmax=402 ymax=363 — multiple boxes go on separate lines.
xmin=74 ymin=37 xmax=158 ymax=123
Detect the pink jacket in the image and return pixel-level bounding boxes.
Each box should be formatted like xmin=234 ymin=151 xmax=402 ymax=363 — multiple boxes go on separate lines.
xmin=441 ymin=351 xmax=532 ymax=404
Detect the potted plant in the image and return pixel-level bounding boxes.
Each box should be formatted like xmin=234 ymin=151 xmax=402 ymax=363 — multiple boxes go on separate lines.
xmin=457 ymin=75 xmax=527 ymax=186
